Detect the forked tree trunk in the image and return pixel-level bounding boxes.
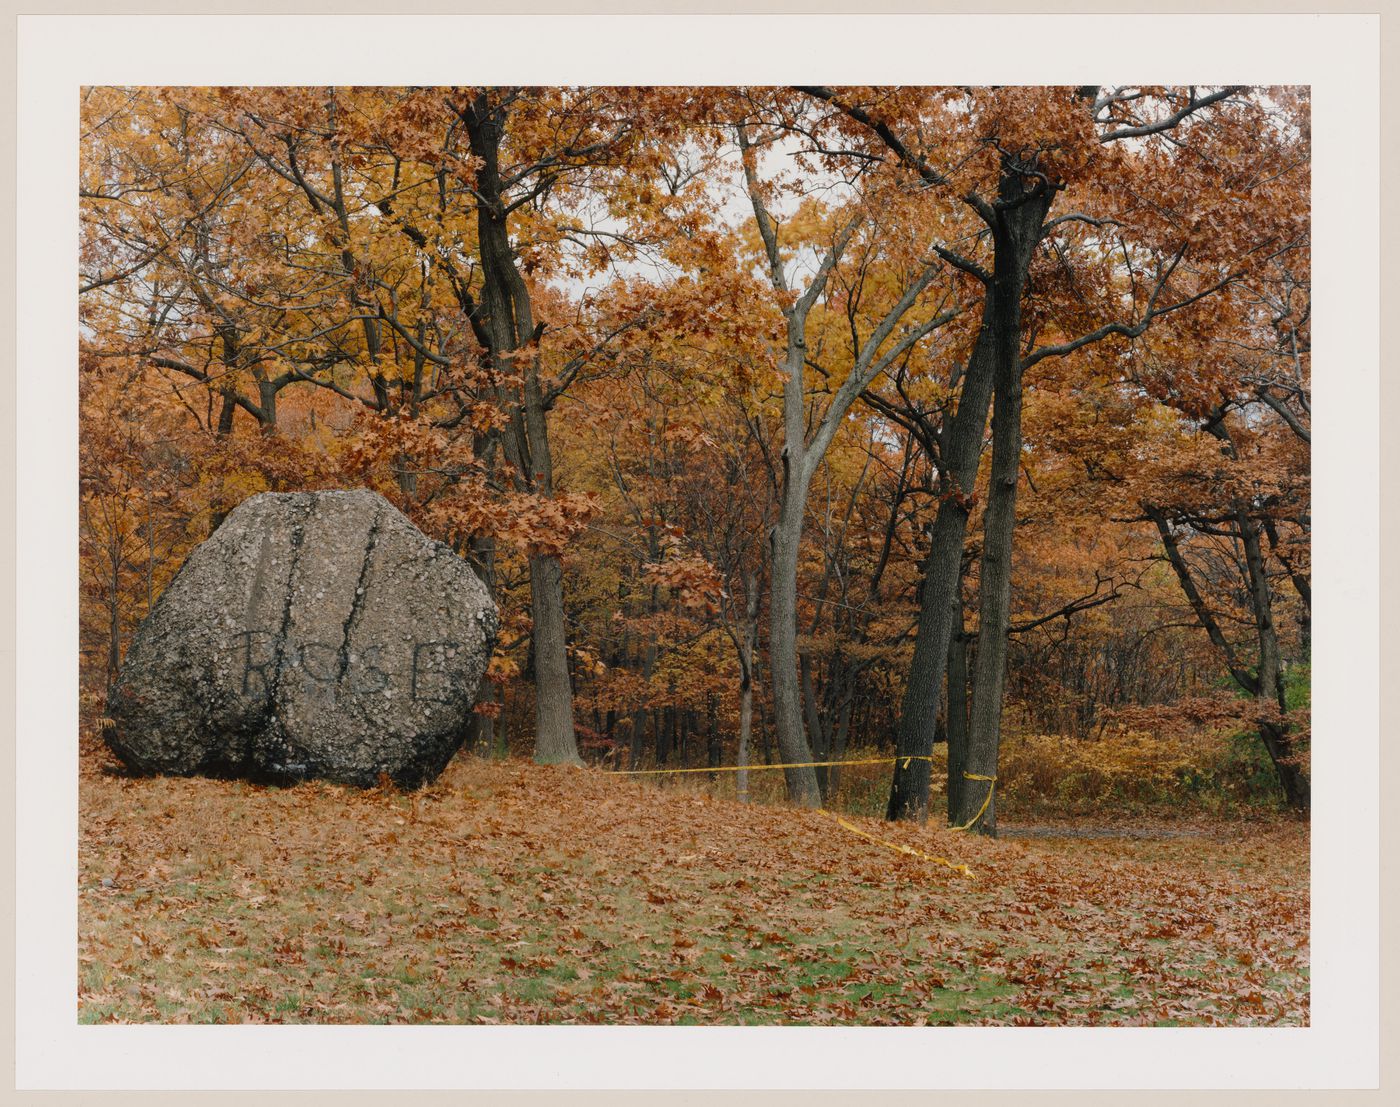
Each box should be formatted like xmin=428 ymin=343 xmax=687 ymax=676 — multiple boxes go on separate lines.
xmin=886 ymin=319 xmax=997 ymax=821
xmin=887 ymin=180 xmax=1050 ymax=824
xmin=953 ymin=187 xmax=1049 ymax=835
xmin=739 ymin=125 xmax=949 ymax=808
xmin=463 ymin=92 xmax=581 ymax=765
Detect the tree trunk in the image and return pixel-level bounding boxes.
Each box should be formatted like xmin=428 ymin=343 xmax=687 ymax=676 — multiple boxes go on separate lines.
xmin=1259 ymin=720 xmax=1310 ymax=811
xmin=769 ymin=488 xmax=822 ymax=807
xmin=826 ymin=665 xmax=855 ymax=797
xmin=885 ymin=324 xmax=996 ymax=820
xmin=256 ymin=377 xmax=279 ymax=436
xmin=630 ymin=634 xmax=656 ymax=770
xmin=1237 ymin=506 xmax=1310 ymax=810
xmin=758 ymin=696 xmax=773 ymax=765
xmin=629 ymin=700 xmax=647 ymax=770
xmin=946 ymin=613 xmax=970 ymax=815
xmin=956 ymin=344 xmax=1025 ymax=836
xmin=528 ymin=552 xmax=580 ymax=764
xmin=888 ymin=179 xmax=1050 ymax=824
xmin=706 ymin=696 xmax=720 ymax=779
xmin=801 ymin=650 xmax=830 ymax=796
xmin=464 ymin=92 xmax=581 ymax=766
xmin=736 ymin=573 xmax=758 ymax=803
xmin=106 ymin=558 xmax=122 ymax=695
xmin=953 ymin=187 xmax=1052 ymax=835
xmin=517 ymin=372 xmax=579 ymax=763
xmin=655 ymin=706 xmax=670 ymax=765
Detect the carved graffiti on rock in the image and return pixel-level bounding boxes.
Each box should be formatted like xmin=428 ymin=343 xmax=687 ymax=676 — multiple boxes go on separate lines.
xmin=236 ymin=631 xmax=457 ymax=701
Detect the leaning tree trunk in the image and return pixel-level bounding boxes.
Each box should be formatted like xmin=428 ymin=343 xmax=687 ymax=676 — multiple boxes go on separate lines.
xmin=886 ymin=492 xmax=981 ymax=820
xmin=1237 ymin=505 xmax=1311 ymax=811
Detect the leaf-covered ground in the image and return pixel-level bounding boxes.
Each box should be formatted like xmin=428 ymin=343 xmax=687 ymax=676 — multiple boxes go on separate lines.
xmin=78 ymin=753 xmax=1309 ymax=1025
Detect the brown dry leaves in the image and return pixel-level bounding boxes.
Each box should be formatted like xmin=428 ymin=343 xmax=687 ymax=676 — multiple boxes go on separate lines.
xmin=78 ymin=750 xmax=1308 ymax=1026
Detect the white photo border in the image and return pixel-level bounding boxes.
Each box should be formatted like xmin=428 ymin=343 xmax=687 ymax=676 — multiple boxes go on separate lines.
xmin=15 ymin=11 xmax=1380 ymax=1090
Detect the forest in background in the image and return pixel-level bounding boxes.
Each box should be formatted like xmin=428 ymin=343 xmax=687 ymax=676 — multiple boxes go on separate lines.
xmin=78 ymin=85 xmax=1311 ymax=830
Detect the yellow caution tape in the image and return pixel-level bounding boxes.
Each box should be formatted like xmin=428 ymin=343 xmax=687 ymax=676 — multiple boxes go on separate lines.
xmin=949 ymin=773 xmax=996 ymax=833
xmin=611 ymin=754 xmax=936 ymax=777
xmin=820 ymin=809 xmax=974 ymax=879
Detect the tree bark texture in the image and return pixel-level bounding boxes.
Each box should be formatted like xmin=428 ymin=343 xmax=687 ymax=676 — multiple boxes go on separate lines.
xmin=887 ymin=179 xmax=1050 ymax=823
xmin=464 ymin=92 xmax=581 ymax=765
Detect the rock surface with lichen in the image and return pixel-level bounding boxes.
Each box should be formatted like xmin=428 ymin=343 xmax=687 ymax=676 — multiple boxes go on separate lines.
xmin=107 ymin=490 xmax=499 ymax=787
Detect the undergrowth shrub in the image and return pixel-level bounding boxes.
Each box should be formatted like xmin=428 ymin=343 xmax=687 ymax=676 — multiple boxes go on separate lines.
xmin=997 ymin=726 xmax=1286 ymax=818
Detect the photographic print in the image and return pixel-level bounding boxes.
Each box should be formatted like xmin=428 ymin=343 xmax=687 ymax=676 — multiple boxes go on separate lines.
xmin=75 ymin=81 xmax=1313 ymax=1030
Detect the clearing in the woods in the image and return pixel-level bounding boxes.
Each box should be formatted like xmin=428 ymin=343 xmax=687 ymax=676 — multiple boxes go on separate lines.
xmin=78 ymin=753 xmax=1309 ymax=1026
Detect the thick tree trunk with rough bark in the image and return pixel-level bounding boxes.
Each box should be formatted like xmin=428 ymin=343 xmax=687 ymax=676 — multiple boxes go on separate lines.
xmin=885 ymin=305 xmax=1002 ymax=821
xmin=953 ymin=190 xmax=1049 ymax=835
xmin=887 ymin=178 xmax=1050 ymax=824
xmin=886 ymin=487 xmax=980 ymax=820
xmin=527 ymin=552 xmax=580 ymax=764
xmin=464 ymin=92 xmax=581 ymax=765
xmin=956 ymin=360 xmax=1023 ymax=835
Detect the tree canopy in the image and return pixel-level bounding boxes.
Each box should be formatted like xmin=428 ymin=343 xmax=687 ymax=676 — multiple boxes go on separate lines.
xmin=80 ymin=85 xmax=1311 ymax=824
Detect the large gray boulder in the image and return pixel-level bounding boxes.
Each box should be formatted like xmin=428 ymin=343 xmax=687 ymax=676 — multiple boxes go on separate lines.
xmin=107 ymin=489 xmax=499 ymax=787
